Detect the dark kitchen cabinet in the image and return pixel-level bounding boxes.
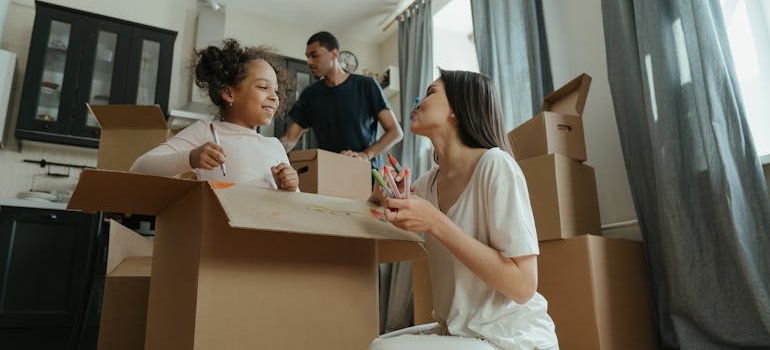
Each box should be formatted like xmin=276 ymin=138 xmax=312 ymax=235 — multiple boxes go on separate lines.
xmin=16 ymin=1 xmax=176 ymax=148
xmin=0 ymin=206 xmax=103 ymax=349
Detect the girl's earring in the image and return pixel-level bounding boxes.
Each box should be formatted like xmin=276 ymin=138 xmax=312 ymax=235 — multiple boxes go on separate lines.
xmin=228 ymin=101 xmax=233 ymax=107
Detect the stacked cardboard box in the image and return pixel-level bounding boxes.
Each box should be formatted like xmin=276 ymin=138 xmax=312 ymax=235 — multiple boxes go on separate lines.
xmin=508 ymin=73 xmax=600 ymax=241
xmin=508 ymin=74 xmax=657 ymax=348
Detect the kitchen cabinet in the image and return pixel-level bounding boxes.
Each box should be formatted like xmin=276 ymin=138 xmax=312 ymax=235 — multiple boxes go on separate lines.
xmin=272 ymin=56 xmax=319 ymax=150
xmin=0 ymin=205 xmax=103 ymax=349
xmin=15 ymin=1 xmax=176 ymax=148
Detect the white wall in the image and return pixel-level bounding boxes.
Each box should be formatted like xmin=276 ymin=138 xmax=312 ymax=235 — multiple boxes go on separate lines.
xmin=542 ymin=0 xmax=640 ymax=240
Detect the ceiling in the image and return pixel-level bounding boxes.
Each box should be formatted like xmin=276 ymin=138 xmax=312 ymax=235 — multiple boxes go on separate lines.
xmin=215 ymin=0 xmax=411 ymax=43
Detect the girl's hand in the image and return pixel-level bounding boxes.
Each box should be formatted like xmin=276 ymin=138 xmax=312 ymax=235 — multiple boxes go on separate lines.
xmin=272 ymin=163 xmax=299 ymax=191
xmin=189 ymin=142 xmax=226 ymax=170
xmin=382 ymin=195 xmax=448 ymax=235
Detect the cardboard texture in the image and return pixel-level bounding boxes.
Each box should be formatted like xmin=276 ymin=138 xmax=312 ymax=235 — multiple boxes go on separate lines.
xmin=509 ymin=73 xmax=591 ymax=162
xmin=90 ymin=104 xmax=170 ymax=172
xmin=289 ymin=149 xmax=372 ymax=201
xmin=538 ymin=235 xmax=658 ymax=349
xmin=68 ymin=169 xmax=424 ymax=350
xmin=518 ymin=153 xmax=601 ymax=241
xmin=411 ymin=259 xmax=434 ymax=325
xmin=97 ymin=220 xmax=153 ymax=350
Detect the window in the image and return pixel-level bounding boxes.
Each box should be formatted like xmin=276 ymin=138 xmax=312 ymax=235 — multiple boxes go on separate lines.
xmin=433 ymin=0 xmax=477 ymax=77
xmin=720 ymin=0 xmax=770 ymax=163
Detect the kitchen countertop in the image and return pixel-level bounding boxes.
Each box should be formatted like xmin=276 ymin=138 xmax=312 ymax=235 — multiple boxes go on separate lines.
xmin=0 ymin=198 xmax=70 ymax=210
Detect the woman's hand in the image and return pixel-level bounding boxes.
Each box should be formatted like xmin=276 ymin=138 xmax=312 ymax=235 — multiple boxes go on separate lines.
xmin=272 ymin=163 xmax=299 ymax=191
xmin=189 ymin=142 xmax=226 ymax=170
xmin=382 ymin=195 xmax=450 ymax=235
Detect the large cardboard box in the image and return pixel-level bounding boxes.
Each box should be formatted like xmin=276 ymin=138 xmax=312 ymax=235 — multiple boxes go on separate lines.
xmin=508 ymin=73 xmax=591 ymax=162
xmin=97 ymin=220 xmax=153 ymax=350
xmin=289 ymin=149 xmax=372 ymax=201
xmin=90 ymin=105 xmax=170 ymax=172
xmin=538 ymin=235 xmax=658 ymax=349
xmin=518 ymin=153 xmax=601 ymax=241
xmin=68 ymin=169 xmax=424 ymax=350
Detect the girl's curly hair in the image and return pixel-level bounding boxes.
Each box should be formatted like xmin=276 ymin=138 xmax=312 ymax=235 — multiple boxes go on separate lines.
xmin=194 ymin=38 xmax=287 ymax=118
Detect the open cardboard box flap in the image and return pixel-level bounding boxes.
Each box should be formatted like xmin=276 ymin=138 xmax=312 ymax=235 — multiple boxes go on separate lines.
xmin=541 ymin=73 xmax=592 ymax=116
xmin=68 ymin=169 xmax=424 ymax=262
xmin=90 ymin=104 xmax=171 ymax=172
xmin=288 ymin=149 xmax=320 ymax=162
xmin=105 ymin=219 xmax=153 ymax=274
xmin=91 ymin=104 xmax=169 ymax=129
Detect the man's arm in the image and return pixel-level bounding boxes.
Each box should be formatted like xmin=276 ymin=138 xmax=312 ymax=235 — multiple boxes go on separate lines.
xmin=363 ymin=109 xmax=403 ymax=159
xmin=280 ymin=122 xmax=307 ymax=152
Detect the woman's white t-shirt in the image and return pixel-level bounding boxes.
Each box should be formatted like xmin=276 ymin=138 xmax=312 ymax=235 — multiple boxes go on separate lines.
xmin=130 ymin=120 xmax=292 ymax=190
xmin=412 ymin=148 xmax=558 ymax=350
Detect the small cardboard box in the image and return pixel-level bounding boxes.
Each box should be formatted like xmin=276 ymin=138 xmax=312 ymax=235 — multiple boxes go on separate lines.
xmin=518 ymin=153 xmax=601 ymax=241
xmin=68 ymin=169 xmax=424 ymax=350
xmin=90 ymin=104 xmax=170 ymax=172
xmin=97 ymin=220 xmax=153 ymax=350
xmin=538 ymin=235 xmax=658 ymax=349
xmin=508 ymin=73 xmax=591 ymax=162
xmin=289 ymin=149 xmax=372 ymax=201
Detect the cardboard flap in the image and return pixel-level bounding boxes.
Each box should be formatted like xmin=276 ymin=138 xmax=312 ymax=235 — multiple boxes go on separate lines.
xmin=211 ymin=182 xmax=423 ymax=244
xmin=110 ymin=256 xmax=153 ymax=277
xmin=67 ymin=169 xmax=201 ymax=215
xmin=106 ymin=219 xmax=153 ymax=274
xmin=378 ymin=240 xmax=427 ymax=263
xmin=288 ymin=149 xmax=319 ymax=162
xmin=541 ymin=73 xmax=592 ymax=116
xmin=91 ymin=104 xmax=168 ymax=129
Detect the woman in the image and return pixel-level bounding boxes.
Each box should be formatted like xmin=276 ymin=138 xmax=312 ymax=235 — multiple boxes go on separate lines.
xmin=369 ymin=69 xmax=558 ymax=350
xmin=130 ymin=38 xmax=298 ymax=191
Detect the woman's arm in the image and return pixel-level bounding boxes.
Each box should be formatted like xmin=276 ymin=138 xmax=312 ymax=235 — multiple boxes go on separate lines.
xmin=383 ymin=197 xmax=538 ymax=304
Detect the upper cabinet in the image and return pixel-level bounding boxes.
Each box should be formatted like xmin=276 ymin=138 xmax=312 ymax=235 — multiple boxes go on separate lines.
xmin=15 ymin=1 xmax=176 ymax=148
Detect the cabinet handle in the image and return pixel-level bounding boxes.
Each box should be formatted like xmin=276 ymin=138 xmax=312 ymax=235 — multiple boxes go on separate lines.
xmin=45 ymin=214 xmax=58 ymax=220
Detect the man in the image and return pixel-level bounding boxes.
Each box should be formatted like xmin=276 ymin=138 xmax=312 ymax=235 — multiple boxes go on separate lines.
xmin=280 ymin=31 xmax=403 ymax=168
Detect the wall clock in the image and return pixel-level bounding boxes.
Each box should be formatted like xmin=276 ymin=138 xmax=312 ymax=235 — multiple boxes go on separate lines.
xmin=339 ymin=50 xmax=358 ymax=73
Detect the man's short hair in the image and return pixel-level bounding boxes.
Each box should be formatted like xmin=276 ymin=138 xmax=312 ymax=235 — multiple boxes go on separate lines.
xmin=307 ymin=31 xmax=339 ymax=52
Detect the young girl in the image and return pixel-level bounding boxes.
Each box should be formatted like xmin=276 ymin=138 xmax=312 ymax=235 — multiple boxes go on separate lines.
xmin=369 ymin=70 xmax=558 ymax=350
xmin=130 ymin=39 xmax=299 ymax=191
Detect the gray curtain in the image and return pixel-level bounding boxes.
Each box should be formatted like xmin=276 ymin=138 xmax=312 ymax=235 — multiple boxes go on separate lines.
xmin=601 ymin=0 xmax=770 ymax=348
xmin=470 ymin=0 xmax=552 ymax=131
xmin=378 ymin=0 xmax=433 ymax=334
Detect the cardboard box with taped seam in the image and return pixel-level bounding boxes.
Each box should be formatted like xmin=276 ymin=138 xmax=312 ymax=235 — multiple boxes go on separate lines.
xmin=517 ymin=153 xmax=601 ymax=241
xmin=508 ymin=73 xmax=592 ymax=162
xmin=68 ymin=169 xmax=425 ymax=350
xmin=538 ymin=235 xmax=657 ymax=349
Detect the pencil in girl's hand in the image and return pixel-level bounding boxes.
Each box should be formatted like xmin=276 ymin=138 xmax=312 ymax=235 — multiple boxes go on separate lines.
xmin=209 ymin=123 xmax=227 ymax=176
xmin=387 ymin=154 xmax=403 ymax=173
xmin=383 ymin=166 xmax=402 ymax=199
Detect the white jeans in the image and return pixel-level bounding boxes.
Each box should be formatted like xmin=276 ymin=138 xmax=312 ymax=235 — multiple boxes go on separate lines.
xmin=369 ymin=323 xmax=500 ymax=350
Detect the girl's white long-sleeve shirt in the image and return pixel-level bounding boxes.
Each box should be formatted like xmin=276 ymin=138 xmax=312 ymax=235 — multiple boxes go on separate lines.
xmin=129 ymin=120 xmax=292 ymax=190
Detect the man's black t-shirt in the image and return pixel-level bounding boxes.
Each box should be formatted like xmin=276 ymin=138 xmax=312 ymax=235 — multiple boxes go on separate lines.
xmin=289 ymin=74 xmax=391 ymax=168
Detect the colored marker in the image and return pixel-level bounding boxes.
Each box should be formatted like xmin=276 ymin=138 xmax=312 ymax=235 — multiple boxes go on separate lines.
xmin=209 ymin=123 xmax=227 ymax=176
xmin=371 ymin=169 xmax=394 ymax=198
xmin=403 ymin=168 xmax=411 ymax=199
xmin=383 ymin=166 xmax=402 ymax=199
xmin=387 ymin=154 xmax=403 ymax=173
